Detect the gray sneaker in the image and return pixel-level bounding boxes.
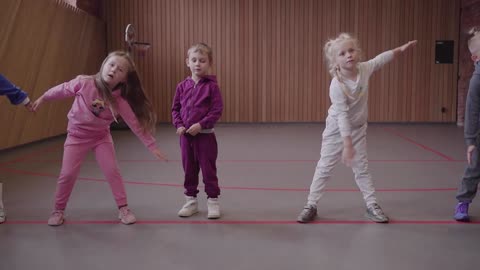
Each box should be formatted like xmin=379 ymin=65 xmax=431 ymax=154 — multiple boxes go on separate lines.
xmin=365 ymin=203 xmax=389 ymax=223
xmin=297 ymin=204 xmax=317 ymax=223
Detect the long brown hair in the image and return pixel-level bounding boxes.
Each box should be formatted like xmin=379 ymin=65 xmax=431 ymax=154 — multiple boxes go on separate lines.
xmin=94 ymin=51 xmax=156 ymax=134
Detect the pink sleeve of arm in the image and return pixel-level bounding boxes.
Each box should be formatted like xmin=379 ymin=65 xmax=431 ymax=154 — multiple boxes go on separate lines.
xmin=116 ymin=97 xmax=157 ymax=152
xmin=42 ymin=76 xmax=83 ymax=101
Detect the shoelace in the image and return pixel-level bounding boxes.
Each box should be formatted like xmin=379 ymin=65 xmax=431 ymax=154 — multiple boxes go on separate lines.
xmin=303 ymin=206 xmax=315 ymax=214
xmin=185 ymin=200 xmax=197 ymax=207
xmin=457 ymin=203 xmax=468 ymax=213
xmin=51 ymin=210 xmax=63 ymax=218
xmin=119 ymin=207 xmax=130 ymax=217
xmin=371 ymin=205 xmax=384 ymax=216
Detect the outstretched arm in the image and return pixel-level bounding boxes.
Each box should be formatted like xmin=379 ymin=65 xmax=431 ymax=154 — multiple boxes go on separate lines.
xmin=392 ymin=40 xmax=417 ymax=58
xmin=367 ymin=40 xmax=418 ymax=74
xmin=32 ymin=76 xmax=84 ymax=111
xmin=117 ymin=97 xmax=168 ymax=161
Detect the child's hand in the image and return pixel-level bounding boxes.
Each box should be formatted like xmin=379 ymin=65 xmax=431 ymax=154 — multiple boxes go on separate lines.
xmin=400 ymin=40 xmax=417 ymax=52
xmin=467 ymin=145 xmax=476 ymax=165
xmin=176 ymin=127 xmax=186 ymax=136
xmin=24 ymin=102 xmax=34 ymax=112
xmin=152 ymin=148 xmax=168 ymax=161
xmin=342 ymin=145 xmax=355 ymax=167
xmin=32 ymin=96 xmax=45 ymax=112
xmin=186 ymin=123 xmax=202 ymax=136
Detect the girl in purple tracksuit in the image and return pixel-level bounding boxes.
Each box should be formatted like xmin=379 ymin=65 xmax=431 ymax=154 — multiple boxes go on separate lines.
xmin=0 ymin=74 xmax=33 ymax=224
xmin=172 ymin=43 xmax=223 ymax=219
xmin=32 ymin=51 xmax=167 ymax=226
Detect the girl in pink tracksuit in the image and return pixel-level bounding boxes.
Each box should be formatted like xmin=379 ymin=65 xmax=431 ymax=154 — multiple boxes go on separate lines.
xmin=33 ymin=51 xmax=167 ymax=226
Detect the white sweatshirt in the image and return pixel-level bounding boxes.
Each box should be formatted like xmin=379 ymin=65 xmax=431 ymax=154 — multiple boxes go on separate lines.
xmin=327 ymin=50 xmax=394 ymax=137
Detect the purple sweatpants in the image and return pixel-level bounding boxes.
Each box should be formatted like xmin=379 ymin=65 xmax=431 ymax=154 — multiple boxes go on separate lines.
xmin=54 ymin=134 xmax=128 ymax=210
xmin=180 ymin=133 xmax=220 ymax=198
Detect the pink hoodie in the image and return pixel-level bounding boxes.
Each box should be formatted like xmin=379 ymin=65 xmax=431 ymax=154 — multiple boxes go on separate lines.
xmin=42 ymin=76 xmax=157 ymax=151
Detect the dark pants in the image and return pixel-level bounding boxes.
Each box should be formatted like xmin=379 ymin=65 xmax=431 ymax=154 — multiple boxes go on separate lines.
xmin=180 ymin=133 xmax=220 ymax=198
xmin=457 ymin=144 xmax=480 ymax=203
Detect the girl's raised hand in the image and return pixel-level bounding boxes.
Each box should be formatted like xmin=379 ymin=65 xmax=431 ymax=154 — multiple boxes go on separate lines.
xmin=32 ymin=97 xmax=45 ymax=112
xmin=25 ymin=102 xmax=34 ymax=112
xmin=400 ymin=40 xmax=417 ymax=52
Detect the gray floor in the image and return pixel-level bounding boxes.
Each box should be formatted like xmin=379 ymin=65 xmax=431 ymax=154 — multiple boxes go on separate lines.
xmin=0 ymin=123 xmax=478 ymax=270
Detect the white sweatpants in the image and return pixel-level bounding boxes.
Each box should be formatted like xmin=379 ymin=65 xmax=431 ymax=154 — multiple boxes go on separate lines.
xmin=307 ymin=119 xmax=377 ymax=207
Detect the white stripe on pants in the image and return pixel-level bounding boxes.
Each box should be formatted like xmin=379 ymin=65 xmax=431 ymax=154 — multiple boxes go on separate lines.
xmin=307 ymin=120 xmax=377 ymax=207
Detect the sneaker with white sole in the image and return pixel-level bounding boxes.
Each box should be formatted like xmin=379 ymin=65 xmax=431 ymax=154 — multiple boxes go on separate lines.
xmin=118 ymin=206 xmax=136 ymax=225
xmin=365 ymin=203 xmax=389 ymax=223
xmin=178 ymin=196 xmax=199 ymax=217
xmin=207 ymin=198 xmax=221 ymax=219
xmin=297 ymin=204 xmax=317 ymax=223
xmin=0 ymin=207 xmax=5 ymax=224
xmin=48 ymin=210 xmax=65 ymax=226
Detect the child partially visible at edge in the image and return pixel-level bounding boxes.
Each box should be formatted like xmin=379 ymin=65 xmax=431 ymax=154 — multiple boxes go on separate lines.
xmin=453 ymin=27 xmax=480 ymax=222
xmin=171 ymin=43 xmax=223 ymax=219
xmin=0 ymin=73 xmax=34 ymax=224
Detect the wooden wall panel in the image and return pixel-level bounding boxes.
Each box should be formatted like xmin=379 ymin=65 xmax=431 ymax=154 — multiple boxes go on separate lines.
xmin=0 ymin=0 xmax=106 ymax=150
xmin=103 ymin=0 xmax=459 ymax=123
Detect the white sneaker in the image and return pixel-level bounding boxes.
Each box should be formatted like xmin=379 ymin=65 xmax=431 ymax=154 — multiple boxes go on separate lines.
xmin=207 ymin=198 xmax=221 ymax=219
xmin=178 ymin=196 xmax=199 ymax=217
xmin=118 ymin=206 xmax=137 ymax=225
xmin=0 ymin=207 xmax=5 ymax=224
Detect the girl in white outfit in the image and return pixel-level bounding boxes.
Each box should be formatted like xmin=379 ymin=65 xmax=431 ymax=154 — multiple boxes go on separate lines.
xmin=297 ymin=33 xmax=417 ymax=223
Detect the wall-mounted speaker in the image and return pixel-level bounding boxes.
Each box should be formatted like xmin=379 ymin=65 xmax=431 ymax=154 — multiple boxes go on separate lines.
xmin=435 ymin=40 xmax=454 ymax=64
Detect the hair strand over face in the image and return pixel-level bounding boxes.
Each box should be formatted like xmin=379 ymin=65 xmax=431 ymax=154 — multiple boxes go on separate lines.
xmin=95 ymin=51 xmax=156 ymax=134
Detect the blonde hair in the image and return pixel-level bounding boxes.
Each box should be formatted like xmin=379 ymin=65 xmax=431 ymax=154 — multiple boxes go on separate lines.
xmin=468 ymin=27 xmax=480 ymax=53
xmin=187 ymin=42 xmax=213 ymax=63
xmin=94 ymin=51 xmax=156 ymax=134
xmin=323 ymin=33 xmax=361 ymax=78
xmin=323 ymin=33 xmax=362 ymax=98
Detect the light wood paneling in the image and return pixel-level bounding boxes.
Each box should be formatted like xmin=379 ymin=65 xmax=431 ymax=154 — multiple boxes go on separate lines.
xmin=103 ymin=0 xmax=459 ymax=123
xmin=0 ymin=0 xmax=105 ymax=150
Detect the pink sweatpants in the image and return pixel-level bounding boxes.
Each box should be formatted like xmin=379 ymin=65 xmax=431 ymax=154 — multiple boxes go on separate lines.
xmin=54 ymin=134 xmax=127 ymax=210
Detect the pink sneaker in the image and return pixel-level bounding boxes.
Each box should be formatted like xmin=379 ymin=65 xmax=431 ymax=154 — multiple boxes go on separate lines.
xmin=48 ymin=210 xmax=65 ymax=226
xmin=118 ymin=206 xmax=136 ymax=225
